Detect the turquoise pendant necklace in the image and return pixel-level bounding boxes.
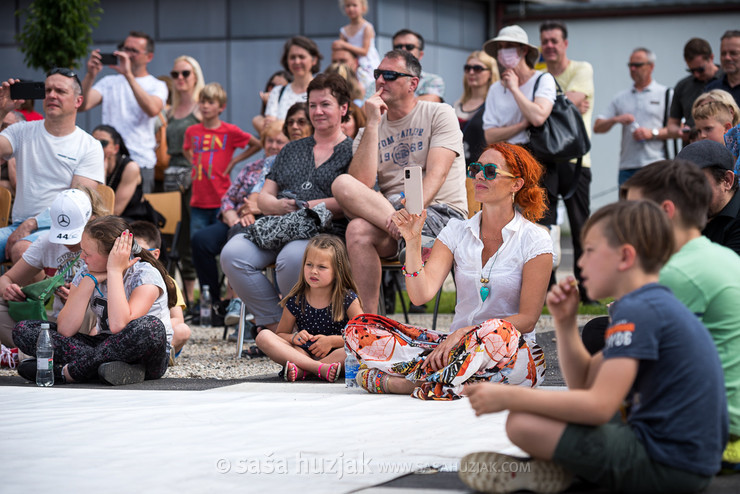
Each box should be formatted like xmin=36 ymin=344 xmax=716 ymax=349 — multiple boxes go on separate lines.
xmin=480 ymin=242 xmax=503 ymax=302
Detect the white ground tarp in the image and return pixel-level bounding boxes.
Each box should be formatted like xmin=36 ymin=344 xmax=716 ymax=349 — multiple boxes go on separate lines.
xmin=1 ymin=381 xmax=539 ymax=493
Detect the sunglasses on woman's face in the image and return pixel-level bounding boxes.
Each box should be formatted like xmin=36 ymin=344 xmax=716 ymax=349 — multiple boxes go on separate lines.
xmin=373 ymin=69 xmax=414 ymax=81
xmin=170 ymin=70 xmax=192 ymax=79
xmin=467 ymin=162 xmax=518 ymax=180
xmin=98 ymin=139 xmax=110 ymax=148
xmin=463 ymin=64 xmax=489 ymax=73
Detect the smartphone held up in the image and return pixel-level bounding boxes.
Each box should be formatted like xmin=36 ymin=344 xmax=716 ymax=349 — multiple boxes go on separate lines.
xmin=403 ymin=165 xmax=423 ymax=215
xmin=9 ymin=82 xmax=45 ymax=100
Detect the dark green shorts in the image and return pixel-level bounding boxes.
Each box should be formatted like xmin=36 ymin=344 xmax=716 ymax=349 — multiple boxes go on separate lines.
xmin=552 ymin=420 xmax=712 ymax=493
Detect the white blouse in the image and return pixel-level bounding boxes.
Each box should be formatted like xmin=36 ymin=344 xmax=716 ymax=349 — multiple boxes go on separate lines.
xmin=436 ymin=210 xmax=553 ymax=342
xmin=264 ymin=84 xmax=307 ymax=120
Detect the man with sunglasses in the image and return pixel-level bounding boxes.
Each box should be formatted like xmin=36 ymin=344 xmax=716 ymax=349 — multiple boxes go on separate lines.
xmin=594 ymin=48 xmax=669 ymax=185
xmin=666 ymin=38 xmax=722 ymax=142
xmin=79 ymin=30 xmax=168 ymax=193
xmin=0 ymin=70 xmax=104 ymax=263
xmin=332 ymin=49 xmax=467 ymax=315
xmin=391 ymin=29 xmax=445 ymax=103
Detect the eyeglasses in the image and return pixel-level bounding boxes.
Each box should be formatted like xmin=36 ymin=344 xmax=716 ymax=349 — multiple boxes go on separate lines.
xmin=393 ymin=44 xmax=418 ymax=52
xmin=686 ymin=66 xmax=706 ymax=74
xmin=170 ymin=70 xmax=192 ymax=79
xmin=467 ymin=162 xmax=519 ymax=180
xmin=46 ymin=67 xmax=82 ymax=90
xmin=373 ymin=69 xmax=415 ymax=81
xmin=121 ymin=46 xmax=142 ymax=55
xmin=98 ymin=139 xmax=110 ymax=148
xmin=287 ymin=117 xmax=309 ymax=126
xmin=464 ymin=64 xmax=489 ymax=73
xmin=627 ymin=62 xmax=647 ymax=68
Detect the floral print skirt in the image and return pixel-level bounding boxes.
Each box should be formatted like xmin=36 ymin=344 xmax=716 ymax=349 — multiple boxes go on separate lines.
xmin=344 ymin=314 xmax=545 ymax=400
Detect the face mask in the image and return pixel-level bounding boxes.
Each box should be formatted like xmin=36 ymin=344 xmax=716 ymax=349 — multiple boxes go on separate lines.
xmin=497 ymin=47 xmax=521 ymax=69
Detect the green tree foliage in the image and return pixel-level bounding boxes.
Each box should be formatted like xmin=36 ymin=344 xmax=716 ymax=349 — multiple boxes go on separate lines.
xmin=16 ymin=0 xmax=102 ymax=71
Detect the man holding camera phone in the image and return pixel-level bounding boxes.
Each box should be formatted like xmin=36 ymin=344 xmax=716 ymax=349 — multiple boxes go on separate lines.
xmin=331 ymin=49 xmax=467 ymax=314
xmin=79 ymin=30 xmax=168 ymax=193
xmin=0 ymin=70 xmax=104 ymax=263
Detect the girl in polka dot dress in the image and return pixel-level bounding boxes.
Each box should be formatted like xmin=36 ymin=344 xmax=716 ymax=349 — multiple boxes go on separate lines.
xmin=255 ymin=234 xmax=362 ymax=382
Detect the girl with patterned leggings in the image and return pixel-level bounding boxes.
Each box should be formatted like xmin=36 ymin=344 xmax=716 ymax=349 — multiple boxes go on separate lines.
xmin=14 ymin=216 xmax=177 ymax=385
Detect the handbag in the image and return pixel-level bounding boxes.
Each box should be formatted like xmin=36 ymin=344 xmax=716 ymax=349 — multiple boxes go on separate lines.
xmin=527 ymin=74 xmax=591 ymax=200
xmin=155 ymin=112 xmax=170 ymax=181
xmin=527 ymin=74 xmax=591 ymax=163
xmin=8 ymin=254 xmax=81 ymax=322
xmin=163 ymin=165 xmax=192 ymax=193
xmin=243 ymin=202 xmax=333 ymax=251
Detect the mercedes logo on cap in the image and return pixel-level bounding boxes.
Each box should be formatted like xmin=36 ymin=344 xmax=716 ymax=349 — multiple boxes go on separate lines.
xmin=57 ymin=214 xmax=71 ymax=227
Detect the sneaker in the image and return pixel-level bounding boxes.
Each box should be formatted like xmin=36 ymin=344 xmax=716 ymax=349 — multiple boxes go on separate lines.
xmin=97 ymin=361 xmax=146 ymax=386
xmin=226 ymin=318 xmax=256 ymax=343
xmin=17 ymin=358 xmax=36 ymax=382
xmin=224 ymin=298 xmax=242 ymax=326
xmin=458 ymin=452 xmax=572 ymax=493
xmin=17 ymin=358 xmax=66 ymax=383
xmin=0 ymin=344 xmax=19 ymax=369
xmin=722 ymin=437 xmax=740 ymax=472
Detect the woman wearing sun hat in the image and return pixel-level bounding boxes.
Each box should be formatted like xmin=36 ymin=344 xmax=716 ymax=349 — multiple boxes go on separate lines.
xmin=481 ymin=25 xmax=555 ymax=147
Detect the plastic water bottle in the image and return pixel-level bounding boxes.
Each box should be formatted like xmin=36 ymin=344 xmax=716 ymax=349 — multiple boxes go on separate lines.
xmin=36 ymin=323 xmax=54 ymax=387
xmin=345 ymin=340 xmax=360 ymax=388
xmin=200 ymin=285 xmax=212 ymax=327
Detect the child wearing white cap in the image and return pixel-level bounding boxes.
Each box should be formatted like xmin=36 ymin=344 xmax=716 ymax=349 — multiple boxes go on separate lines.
xmin=14 ymin=215 xmax=176 ymax=385
xmin=0 ymin=187 xmax=105 ymax=347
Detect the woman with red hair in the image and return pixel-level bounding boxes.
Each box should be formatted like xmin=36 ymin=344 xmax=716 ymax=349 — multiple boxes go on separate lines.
xmin=347 ymin=143 xmax=552 ymax=400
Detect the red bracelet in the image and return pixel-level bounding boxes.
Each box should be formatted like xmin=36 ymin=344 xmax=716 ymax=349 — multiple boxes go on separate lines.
xmin=401 ymin=263 xmax=425 ymax=277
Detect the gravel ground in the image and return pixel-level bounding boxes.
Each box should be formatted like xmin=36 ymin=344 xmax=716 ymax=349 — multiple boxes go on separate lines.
xmin=0 ymin=313 xmax=593 ymax=381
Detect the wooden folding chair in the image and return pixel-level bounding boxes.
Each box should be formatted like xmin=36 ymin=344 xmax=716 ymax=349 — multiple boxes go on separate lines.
xmin=142 ymin=191 xmax=185 ymax=299
xmin=97 ymin=184 xmax=116 ymax=215
xmin=0 ymin=187 xmax=12 ymax=273
xmin=0 ymin=187 xmax=11 ymax=228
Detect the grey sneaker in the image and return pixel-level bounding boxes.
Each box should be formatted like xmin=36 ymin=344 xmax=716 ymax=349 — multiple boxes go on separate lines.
xmin=458 ymin=452 xmax=572 ymax=493
xmin=97 ymin=361 xmax=146 ymax=386
xmin=224 ymin=298 xmax=248 ymax=326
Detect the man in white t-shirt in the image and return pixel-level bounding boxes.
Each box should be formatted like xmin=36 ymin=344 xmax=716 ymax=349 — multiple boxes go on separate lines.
xmin=80 ymin=31 xmax=168 ymax=193
xmin=332 ymin=50 xmax=467 ymax=314
xmin=0 ymin=70 xmax=104 ymax=264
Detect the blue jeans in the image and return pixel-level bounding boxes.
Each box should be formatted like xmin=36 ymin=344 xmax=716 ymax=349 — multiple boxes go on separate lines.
xmin=618 ymin=168 xmax=640 ymax=186
xmin=191 ymin=221 xmax=230 ymax=304
xmin=190 ymin=207 xmax=220 ymax=239
xmin=0 ymin=221 xmax=49 ymax=261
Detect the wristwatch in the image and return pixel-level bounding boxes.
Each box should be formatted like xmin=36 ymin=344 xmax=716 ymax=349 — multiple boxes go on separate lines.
xmin=651 ymin=128 xmax=660 ymax=140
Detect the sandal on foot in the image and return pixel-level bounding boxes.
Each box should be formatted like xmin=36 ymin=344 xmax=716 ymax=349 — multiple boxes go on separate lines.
xmin=356 ymin=368 xmax=389 ymax=393
xmin=283 ymin=361 xmax=306 ymax=382
xmin=317 ymin=362 xmax=341 ymax=383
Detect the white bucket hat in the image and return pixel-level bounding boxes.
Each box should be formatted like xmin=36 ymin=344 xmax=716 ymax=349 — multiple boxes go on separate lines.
xmin=483 ymin=25 xmax=540 ymax=68
xmin=49 ymin=189 xmax=92 ymax=245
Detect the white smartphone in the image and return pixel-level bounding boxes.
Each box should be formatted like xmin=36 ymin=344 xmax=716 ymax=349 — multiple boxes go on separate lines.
xmin=403 ymin=165 xmax=424 ymax=215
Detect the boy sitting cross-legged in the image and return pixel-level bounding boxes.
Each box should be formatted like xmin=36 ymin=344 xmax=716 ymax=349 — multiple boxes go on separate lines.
xmin=460 ymin=200 xmax=728 ymax=493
